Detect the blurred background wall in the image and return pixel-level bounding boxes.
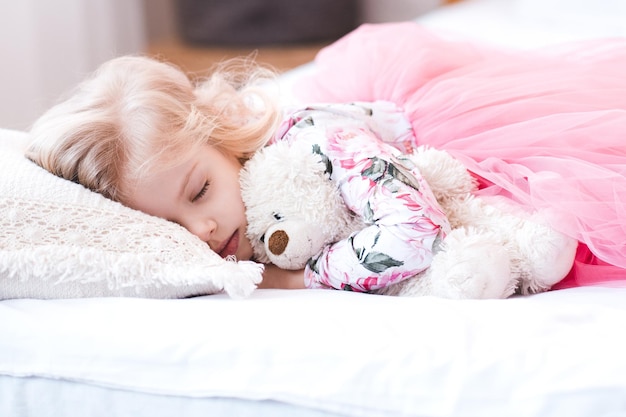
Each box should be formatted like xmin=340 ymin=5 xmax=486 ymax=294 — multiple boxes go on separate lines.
xmin=0 ymin=0 xmax=146 ymax=131
xmin=0 ymin=0 xmax=442 ymax=131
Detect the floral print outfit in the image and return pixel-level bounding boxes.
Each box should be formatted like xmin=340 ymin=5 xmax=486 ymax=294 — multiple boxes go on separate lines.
xmin=273 ymin=101 xmax=450 ymax=292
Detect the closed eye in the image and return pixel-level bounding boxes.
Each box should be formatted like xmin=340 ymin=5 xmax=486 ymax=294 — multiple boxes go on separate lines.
xmin=192 ymin=181 xmax=209 ymax=202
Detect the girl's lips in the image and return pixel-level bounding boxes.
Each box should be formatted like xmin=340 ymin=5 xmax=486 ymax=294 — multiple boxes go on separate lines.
xmin=217 ymin=231 xmax=239 ymax=258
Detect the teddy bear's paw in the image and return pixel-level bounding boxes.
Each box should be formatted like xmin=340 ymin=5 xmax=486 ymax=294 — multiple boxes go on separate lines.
xmin=516 ymin=223 xmax=578 ymax=294
xmin=408 ymin=146 xmax=478 ymax=203
xmin=431 ymin=230 xmax=516 ymax=299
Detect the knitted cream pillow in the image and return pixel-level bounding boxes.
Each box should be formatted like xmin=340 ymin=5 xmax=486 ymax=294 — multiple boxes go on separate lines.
xmin=0 ymin=129 xmax=262 ymax=299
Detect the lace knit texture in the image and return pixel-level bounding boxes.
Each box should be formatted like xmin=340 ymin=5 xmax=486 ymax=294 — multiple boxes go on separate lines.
xmin=0 ymin=131 xmax=262 ymax=299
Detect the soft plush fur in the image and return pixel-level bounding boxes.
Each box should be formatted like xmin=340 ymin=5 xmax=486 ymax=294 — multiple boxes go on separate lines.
xmin=240 ymin=140 xmax=365 ymax=270
xmin=240 ymin=141 xmax=577 ymax=298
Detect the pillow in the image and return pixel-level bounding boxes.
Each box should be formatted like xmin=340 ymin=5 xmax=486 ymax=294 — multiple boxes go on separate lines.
xmin=0 ymin=129 xmax=263 ymax=299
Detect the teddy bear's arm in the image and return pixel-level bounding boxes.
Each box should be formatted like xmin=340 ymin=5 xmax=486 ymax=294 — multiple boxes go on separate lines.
xmin=305 ymin=222 xmax=439 ymax=292
xmin=305 ymin=150 xmax=450 ymax=292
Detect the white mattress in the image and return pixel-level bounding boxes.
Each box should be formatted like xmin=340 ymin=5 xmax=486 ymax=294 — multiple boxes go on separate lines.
xmin=2 ymin=1 xmax=626 ymax=416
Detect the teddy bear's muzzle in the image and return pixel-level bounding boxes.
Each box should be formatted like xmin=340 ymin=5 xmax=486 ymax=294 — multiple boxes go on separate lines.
xmin=263 ymin=221 xmax=327 ymax=270
xmin=268 ymin=230 xmax=289 ymax=255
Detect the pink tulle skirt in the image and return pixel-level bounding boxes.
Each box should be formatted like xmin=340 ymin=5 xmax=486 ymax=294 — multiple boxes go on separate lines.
xmin=295 ymin=22 xmax=626 ymax=289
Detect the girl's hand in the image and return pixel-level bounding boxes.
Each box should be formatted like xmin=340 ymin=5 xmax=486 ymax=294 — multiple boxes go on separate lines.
xmin=259 ymin=264 xmax=306 ymax=289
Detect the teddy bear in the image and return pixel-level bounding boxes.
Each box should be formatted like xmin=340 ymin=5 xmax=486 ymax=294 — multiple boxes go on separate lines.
xmin=239 ymin=139 xmax=578 ymax=299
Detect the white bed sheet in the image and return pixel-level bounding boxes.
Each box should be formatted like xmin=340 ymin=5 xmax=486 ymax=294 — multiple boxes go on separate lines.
xmin=418 ymin=0 xmax=626 ymax=48
xmin=2 ymin=287 xmax=626 ymax=417
xmin=3 ymin=1 xmax=626 ymax=416
xmin=0 ymin=376 xmax=341 ymax=417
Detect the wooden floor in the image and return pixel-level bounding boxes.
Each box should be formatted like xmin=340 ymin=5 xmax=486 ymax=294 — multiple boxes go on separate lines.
xmin=147 ymin=38 xmax=327 ymax=76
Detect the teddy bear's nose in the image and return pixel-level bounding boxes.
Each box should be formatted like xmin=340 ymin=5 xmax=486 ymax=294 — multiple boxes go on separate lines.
xmin=268 ymin=230 xmax=289 ymax=255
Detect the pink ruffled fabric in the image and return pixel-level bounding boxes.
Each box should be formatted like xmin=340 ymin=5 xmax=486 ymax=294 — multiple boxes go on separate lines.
xmin=295 ymin=22 xmax=626 ymax=289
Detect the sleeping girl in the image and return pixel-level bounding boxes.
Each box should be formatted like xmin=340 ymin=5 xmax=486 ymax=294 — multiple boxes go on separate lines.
xmin=25 ymin=55 xmax=452 ymax=292
xmin=26 ymin=22 xmax=626 ymax=293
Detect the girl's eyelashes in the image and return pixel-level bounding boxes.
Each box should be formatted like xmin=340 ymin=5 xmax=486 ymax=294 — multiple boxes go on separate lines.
xmin=192 ymin=181 xmax=209 ymax=202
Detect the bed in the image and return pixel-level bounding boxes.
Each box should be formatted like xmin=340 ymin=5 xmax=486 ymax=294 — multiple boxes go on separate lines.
xmin=2 ymin=1 xmax=626 ymax=416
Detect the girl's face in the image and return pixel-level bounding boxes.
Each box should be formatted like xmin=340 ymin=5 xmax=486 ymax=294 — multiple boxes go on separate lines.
xmin=127 ymin=144 xmax=254 ymax=260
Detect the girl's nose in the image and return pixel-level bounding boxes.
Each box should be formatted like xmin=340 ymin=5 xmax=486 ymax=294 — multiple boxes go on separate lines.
xmin=187 ymin=218 xmax=217 ymax=241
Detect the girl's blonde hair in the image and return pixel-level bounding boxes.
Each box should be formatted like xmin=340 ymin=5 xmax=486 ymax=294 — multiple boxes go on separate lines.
xmin=26 ymin=55 xmax=281 ymax=204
